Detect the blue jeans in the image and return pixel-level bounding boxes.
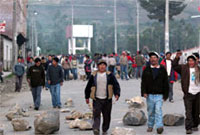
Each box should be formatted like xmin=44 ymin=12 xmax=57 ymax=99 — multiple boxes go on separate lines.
xmin=71 ymin=68 xmax=78 ymax=80
xmin=147 ymin=94 xmax=163 ymax=128
xmin=135 ymin=66 xmax=143 ymax=79
xmin=120 ymin=65 xmax=128 ymax=80
xmin=31 ymin=86 xmax=42 ymax=108
xmin=50 ymin=84 xmax=61 ymax=107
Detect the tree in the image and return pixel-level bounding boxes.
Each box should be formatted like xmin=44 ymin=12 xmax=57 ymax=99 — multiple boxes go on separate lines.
xmin=139 ymin=0 xmax=187 ymax=22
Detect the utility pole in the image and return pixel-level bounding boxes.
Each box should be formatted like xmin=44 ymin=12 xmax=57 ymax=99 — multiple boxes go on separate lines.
xmin=114 ymin=0 xmax=118 ymax=54
xmin=12 ymin=0 xmax=17 ymax=66
xmin=165 ymin=0 xmax=170 ymax=53
xmin=136 ymin=0 xmax=140 ymax=52
xmin=71 ymin=0 xmax=74 ymax=55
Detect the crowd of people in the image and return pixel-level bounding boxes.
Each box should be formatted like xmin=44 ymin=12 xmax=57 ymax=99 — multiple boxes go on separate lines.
xmin=5 ymin=49 xmax=200 ymax=135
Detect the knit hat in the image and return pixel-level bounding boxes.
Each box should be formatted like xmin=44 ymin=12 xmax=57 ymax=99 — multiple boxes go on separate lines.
xmin=149 ymin=52 xmax=160 ymax=58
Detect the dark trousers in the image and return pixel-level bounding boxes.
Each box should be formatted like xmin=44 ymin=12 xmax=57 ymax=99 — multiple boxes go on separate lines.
xmin=64 ymin=69 xmax=70 ymax=80
xmin=86 ymin=72 xmax=91 ymax=80
xmin=93 ymin=99 xmax=112 ymax=132
xmin=31 ymin=86 xmax=42 ymax=108
xmin=15 ymin=76 xmax=23 ymax=92
xmin=184 ymin=93 xmax=200 ymax=130
xmin=168 ymin=77 xmax=174 ymax=101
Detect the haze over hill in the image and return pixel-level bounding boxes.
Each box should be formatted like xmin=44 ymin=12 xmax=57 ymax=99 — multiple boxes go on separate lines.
xmin=27 ymin=0 xmax=200 ymax=54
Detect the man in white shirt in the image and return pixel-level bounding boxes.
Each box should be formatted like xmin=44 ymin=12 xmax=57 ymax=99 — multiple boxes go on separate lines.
xmin=85 ymin=59 xmax=120 ymax=135
xmin=173 ymin=54 xmax=200 ymax=134
xmin=161 ymin=52 xmax=177 ymax=103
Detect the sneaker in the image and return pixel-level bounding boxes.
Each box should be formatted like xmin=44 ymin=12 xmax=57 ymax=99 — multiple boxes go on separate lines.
xmin=93 ymin=129 xmax=100 ymax=135
xmin=157 ymin=127 xmax=164 ymax=134
xmin=192 ymin=127 xmax=198 ymax=131
xmin=186 ymin=129 xmax=193 ymax=134
xmin=147 ymin=127 xmax=153 ymax=132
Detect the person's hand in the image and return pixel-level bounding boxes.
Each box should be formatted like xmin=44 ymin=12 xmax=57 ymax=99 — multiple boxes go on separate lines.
xmin=86 ymin=99 xmax=89 ymax=104
xmin=48 ymin=80 xmax=51 ymax=84
xmin=60 ymin=82 xmax=63 ymax=86
xmin=143 ymin=94 xmax=148 ymax=98
xmin=115 ymin=95 xmax=119 ymax=101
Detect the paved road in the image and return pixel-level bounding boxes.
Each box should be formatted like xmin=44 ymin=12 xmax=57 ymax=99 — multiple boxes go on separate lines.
xmin=0 ymin=79 xmax=199 ymax=135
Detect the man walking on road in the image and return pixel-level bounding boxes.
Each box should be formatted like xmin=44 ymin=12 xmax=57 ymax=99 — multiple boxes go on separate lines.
xmin=173 ymin=53 xmax=200 ymax=134
xmin=47 ymin=57 xmax=64 ymax=108
xmin=120 ymin=51 xmax=128 ymax=80
xmin=27 ymin=58 xmax=45 ymax=110
xmin=85 ymin=59 xmax=121 ymax=135
xmin=14 ymin=56 xmax=25 ymax=92
xmin=135 ymin=51 xmax=145 ymax=79
xmin=160 ymin=52 xmax=177 ymax=103
xmin=141 ymin=52 xmax=169 ymax=134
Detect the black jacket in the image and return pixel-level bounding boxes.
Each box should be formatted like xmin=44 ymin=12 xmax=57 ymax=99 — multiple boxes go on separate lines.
xmin=27 ymin=65 xmax=45 ymax=88
xmin=141 ymin=65 xmax=169 ymax=100
xmin=85 ymin=71 xmax=121 ymax=100
xmin=47 ymin=65 xmax=63 ymax=85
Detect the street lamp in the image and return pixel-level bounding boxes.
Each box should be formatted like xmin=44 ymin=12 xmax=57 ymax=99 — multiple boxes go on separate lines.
xmin=165 ymin=0 xmax=170 ymax=53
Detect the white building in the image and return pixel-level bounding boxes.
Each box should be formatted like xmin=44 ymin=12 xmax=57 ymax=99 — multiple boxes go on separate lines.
xmin=0 ymin=34 xmax=13 ymax=71
xmin=66 ymin=25 xmax=93 ymax=55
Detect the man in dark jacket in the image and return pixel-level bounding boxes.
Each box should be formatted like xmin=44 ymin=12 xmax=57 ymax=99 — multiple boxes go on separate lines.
xmin=160 ymin=52 xmax=178 ymax=103
xmin=173 ymin=53 xmax=200 ymax=134
xmin=14 ymin=56 xmax=25 ymax=92
xmin=141 ymin=52 xmax=169 ymax=134
xmin=27 ymin=58 xmax=45 ymax=110
xmin=85 ymin=59 xmax=120 ymax=135
xmin=47 ymin=57 xmax=64 ymax=108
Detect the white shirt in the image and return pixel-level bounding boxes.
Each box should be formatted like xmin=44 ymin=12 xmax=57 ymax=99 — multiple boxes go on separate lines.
xmin=188 ymin=68 xmax=200 ymax=95
xmin=96 ymin=72 xmax=107 ymax=99
xmin=166 ymin=60 xmax=172 ymax=76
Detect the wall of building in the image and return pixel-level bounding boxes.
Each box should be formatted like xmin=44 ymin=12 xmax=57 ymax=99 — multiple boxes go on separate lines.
xmin=3 ymin=38 xmax=12 ymax=71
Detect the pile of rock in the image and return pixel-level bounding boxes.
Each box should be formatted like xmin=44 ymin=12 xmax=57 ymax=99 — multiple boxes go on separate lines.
xmin=125 ymin=96 xmax=145 ymax=109
xmin=66 ymin=110 xmax=93 ymax=131
xmin=163 ymin=114 xmax=184 ymax=126
xmin=5 ymin=104 xmax=29 ymax=121
xmin=69 ymin=119 xmax=92 ymax=130
xmin=34 ymin=110 xmax=60 ymax=134
xmin=123 ymin=96 xmax=147 ymax=127
xmin=66 ymin=110 xmax=84 ymax=120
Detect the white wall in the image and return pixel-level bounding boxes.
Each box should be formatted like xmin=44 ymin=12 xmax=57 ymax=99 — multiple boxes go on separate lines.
xmin=3 ymin=38 xmax=12 ymax=70
xmin=72 ymin=25 xmax=93 ymax=38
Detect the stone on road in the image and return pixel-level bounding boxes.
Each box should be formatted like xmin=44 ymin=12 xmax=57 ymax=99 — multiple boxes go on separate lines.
xmin=163 ymin=114 xmax=185 ymax=126
xmin=34 ymin=110 xmax=60 ymax=134
xmin=123 ymin=109 xmax=147 ymax=126
xmin=11 ymin=118 xmax=31 ymax=131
